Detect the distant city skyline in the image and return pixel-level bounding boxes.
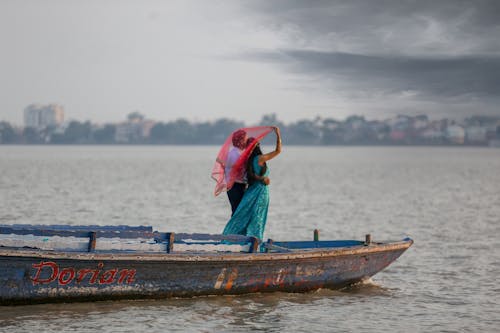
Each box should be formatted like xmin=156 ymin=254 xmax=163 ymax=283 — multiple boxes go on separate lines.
xmin=1 ymin=0 xmax=500 ymax=126
xmin=2 ymin=111 xmax=499 ymax=146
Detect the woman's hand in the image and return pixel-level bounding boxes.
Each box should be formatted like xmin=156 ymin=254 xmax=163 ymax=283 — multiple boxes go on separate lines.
xmin=274 ymin=126 xmax=282 ymax=154
xmin=260 ymin=127 xmax=282 ymax=163
xmin=263 ymin=177 xmax=271 ymax=185
xmin=274 ymin=126 xmax=282 ymax=143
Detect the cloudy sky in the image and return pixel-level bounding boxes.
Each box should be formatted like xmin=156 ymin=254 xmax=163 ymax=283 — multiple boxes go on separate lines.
xmin=1 ymin=0 xmax=499 ymax=125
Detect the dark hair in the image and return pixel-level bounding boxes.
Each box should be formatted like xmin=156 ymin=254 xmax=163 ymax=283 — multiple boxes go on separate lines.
xmin=247 ymin=143 xmax=267 ymax=185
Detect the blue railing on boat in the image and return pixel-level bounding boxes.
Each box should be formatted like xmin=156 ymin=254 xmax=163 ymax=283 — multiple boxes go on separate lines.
xmin=0 ymin=225 xmax=260 ymax=253
xmin=273 ymin=240 xmax=364 ymax=249
xmin=0 ymin=224 xmax=153 ymax=232
xmin=0 ymin=225 xmax=369 ymax=254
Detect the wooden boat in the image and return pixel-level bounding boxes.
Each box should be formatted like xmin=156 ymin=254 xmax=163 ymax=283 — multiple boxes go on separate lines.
xmin=0 ymin=224 xmax=412 ymax=305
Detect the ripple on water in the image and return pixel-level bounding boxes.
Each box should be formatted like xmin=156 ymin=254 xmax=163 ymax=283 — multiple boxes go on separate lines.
xmin=1 ymin=146 xmax=499 ymax=332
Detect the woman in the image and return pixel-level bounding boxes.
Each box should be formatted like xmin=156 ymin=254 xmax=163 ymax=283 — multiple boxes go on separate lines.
xmin=225 ymin=129 xmax=248 ymax=216
xmin=222 ymin=127 xmax=282 ymax=240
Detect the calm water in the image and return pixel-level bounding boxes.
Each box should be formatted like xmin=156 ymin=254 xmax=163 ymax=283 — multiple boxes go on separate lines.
xmin=0 ymin=146 xmax=499 ymax=332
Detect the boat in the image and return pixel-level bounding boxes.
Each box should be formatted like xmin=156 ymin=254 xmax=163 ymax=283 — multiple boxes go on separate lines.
xmin=0 ymin=224 xmax=413 ymax=305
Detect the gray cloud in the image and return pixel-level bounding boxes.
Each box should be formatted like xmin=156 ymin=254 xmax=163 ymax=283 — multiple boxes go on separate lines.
xmin=234 ymin=0 xmax=500 ymax=116
xmin=1 ymin=0 xmax=499 ymax=124
xmin=244 ymin=50 xmax=500 ymax=98
xmin=242 ymin=0 xmax=500 ymax=56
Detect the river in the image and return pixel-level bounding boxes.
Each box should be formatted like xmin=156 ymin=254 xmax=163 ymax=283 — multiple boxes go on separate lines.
xmin=0 ymin=146 xmax=499 ymax=332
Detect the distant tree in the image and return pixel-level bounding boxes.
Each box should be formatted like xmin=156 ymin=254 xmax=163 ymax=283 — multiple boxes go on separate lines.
xmin=193 ymin=122 xmax=217 ymax=144
xmin=127 ymin=111 xmax=144 ymax=122
xmin=162 ymin=120 xmax=189 ymax=143
xmin=258 ymin=113 xmax=285 ymax=128
xmin=415 ymin=114 xmax=428 ymax=122
xmin=257 ymin=114 xmax=286 ymax=145
xmin=93 ymin=125 xmax=116 ymax=144
xmin=345 ymin=115 xmax=366 ymax=129
xmin=0 ymin=121 xmax=18 ymax=143
xmin=149 ymin=122 xmax=169 ymax=143
xmin=466 ymin=115 xmax=500 ymax=126
xmin=51 ymin=121 xmax=91 ymax=144
xmin=170 ymin=119 xmax=195 ymax=144
xmin=320 ymin=118 xmax=341 ymax=145
xmin=23 ymin=127 xmax=43 ymax=144
xmin=211 ymin=118 xmax=245 ymax=144
xmin=287 ymin=119 xmax=320 ymax=145
xmin=150 ymin=118 xmax=246 ymax=144
xmin=149 ymin=120 xmax=192 ymax=144
xmin=376 ymin=123 xmax=391 ymax=143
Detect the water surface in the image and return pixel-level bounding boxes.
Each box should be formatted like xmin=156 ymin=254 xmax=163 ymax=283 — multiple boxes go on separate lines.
xmin=0 ymin=146 xmax=499 ymax=332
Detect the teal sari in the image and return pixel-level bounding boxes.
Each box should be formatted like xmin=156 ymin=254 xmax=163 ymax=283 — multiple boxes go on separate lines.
xmin=222 ymin=156 xmax=269 ymax=240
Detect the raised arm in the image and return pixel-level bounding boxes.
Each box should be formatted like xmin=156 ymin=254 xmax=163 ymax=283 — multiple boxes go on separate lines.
xmin=258 ymin=127 xmax=282 ymax=166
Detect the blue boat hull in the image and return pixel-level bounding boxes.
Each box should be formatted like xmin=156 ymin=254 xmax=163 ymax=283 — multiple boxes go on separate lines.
xmin=0 ymin=240 xmax=412 ymax=305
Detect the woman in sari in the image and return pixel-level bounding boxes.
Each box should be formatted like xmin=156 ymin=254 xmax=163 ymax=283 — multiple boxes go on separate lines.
xmin=222 ymin=127 xmax=282 ymax=240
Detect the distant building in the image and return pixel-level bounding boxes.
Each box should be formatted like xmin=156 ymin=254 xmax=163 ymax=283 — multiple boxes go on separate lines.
xmin=412 ymin=115 xmax=429 ymax=130
xmin=114 ymin=112 xmax=156 ymax=143
xmin=421 ymin=128 xmax=444 ymax=140
xmin=115 ymin=123 xmax=137 ymax=143
xmin=388 ymin=115 xmax=411 ymax=130
xmin=465 ymin=126 xmax=487 ymax=144
xmin=345 ymin=115 xmax=365 ymax=130
xmin=140 ymin=120 xmax=156 ymax=138
xmin=390 ymin=130 xmax=406 ymax=141
xmin=446 ymin=125 xmax=465 ymax=144
xmin=24 ymin=104 xmax=64 ymax=129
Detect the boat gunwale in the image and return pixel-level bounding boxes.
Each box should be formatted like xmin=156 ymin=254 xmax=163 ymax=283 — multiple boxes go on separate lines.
xmin=0 ymin=239 xmax=413 ymax=262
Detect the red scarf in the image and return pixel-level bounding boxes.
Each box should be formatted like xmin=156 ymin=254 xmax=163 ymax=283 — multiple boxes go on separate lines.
xmin=212 ymin=126 xmax=274 ymax=196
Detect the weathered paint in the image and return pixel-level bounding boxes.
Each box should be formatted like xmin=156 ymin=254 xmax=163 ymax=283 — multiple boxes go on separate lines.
xmin=214 ymin=268 xmax=227 ymax=289
xmin=0 ymin=239 xmax=412 ymax=305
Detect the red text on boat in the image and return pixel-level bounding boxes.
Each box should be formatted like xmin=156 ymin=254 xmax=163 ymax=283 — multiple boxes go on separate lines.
xmin=30 ymin=261 xmax=136 ymax=286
